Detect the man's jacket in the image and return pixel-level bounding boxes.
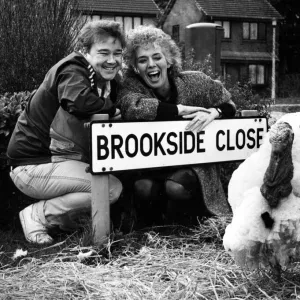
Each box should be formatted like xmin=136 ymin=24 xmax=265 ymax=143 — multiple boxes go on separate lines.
xmin=7 ymin=52 xmax=119 ymax=166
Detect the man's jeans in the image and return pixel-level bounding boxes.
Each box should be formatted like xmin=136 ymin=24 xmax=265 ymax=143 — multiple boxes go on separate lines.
xmin=10 ymin=160 xmax=122 ymax=229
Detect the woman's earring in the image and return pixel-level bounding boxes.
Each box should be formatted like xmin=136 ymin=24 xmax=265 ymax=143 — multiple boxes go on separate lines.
xmin=133 ymin=67 xmax=139 ymax=74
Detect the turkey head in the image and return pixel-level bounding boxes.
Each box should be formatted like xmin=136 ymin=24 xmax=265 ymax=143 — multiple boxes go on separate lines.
xmin=260 ymin=121 xmax=294 ymax=208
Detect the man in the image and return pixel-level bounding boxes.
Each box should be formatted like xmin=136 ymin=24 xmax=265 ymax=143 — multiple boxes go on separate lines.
xmin=7 ymin=20 xmax=125 ymax=244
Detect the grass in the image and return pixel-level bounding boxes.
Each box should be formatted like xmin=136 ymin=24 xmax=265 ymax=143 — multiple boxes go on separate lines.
xmin=0 ymin=107 xmax=299 ymax=299
xmin=1 ymin=216 xmax=300 ymax=299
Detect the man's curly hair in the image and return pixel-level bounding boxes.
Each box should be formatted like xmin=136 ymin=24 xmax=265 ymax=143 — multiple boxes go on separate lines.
xmin=124 ymin=26 xmax=182 ymax=76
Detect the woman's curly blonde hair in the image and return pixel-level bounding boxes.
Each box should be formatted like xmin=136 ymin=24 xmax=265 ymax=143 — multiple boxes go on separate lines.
xmin=124 ymin=26 xmax=182 ymax=76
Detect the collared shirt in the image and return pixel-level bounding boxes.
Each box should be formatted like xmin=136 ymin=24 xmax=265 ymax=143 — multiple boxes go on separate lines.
xmin=97 ymin=81 xmax=111 ymax=99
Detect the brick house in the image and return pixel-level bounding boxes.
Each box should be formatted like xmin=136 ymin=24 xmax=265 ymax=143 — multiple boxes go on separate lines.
xmin=159 ymin=0 xmax=283 ymax=96
xmin=78 ymin=0 xmax=160 ymax=34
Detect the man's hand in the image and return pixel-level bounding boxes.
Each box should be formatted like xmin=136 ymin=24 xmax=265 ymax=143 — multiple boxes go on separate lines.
xmin=110 ymin=108 xmax=122 ymax=120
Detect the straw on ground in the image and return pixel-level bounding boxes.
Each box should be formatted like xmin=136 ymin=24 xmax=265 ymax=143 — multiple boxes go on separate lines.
xmin=1 ymin=217 xmax=300 ymax=299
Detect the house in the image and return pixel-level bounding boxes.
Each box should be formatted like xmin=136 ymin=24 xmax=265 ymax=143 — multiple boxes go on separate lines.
xmin=159 ymin=0 xmax=283 ymax=96
xmin=78 ymin=0 xmax=161 ymax=34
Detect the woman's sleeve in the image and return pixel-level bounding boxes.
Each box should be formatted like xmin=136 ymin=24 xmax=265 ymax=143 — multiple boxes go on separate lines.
xmin=195 ymin=72 xmax=236 ymax=118
xmin=117 ymin=78 xmax=178 ymax=121
xmin=57 ymin=66 xmax=116 ymax=118
xmin=214 ymin=85 xmax=236 ymax=118
xmin=214 ymin=102 xmax=236 ymax=118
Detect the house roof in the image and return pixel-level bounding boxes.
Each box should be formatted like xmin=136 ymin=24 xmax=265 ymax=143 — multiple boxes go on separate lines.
xmin=79 ymin=0 xmax=160 ymax=15
xmin=195 ymin=0 xmax=283 ymax=20
xmin=160 ymin=0 xmax=283 ymax=25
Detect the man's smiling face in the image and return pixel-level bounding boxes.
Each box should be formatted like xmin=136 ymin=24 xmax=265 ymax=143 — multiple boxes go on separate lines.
xmin=84 ymin=36 xmax=122 ymax=83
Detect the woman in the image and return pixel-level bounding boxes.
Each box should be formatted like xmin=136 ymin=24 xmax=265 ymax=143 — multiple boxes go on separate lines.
xmin=117 ymin=26 xmax=236 ymax=225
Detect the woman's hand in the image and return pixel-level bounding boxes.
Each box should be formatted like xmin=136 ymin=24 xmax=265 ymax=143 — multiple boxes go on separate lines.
xmin=183 ymin=107 xmax=219 ymax=132
xmin=177 ymin=104 xmax=211 ymax=116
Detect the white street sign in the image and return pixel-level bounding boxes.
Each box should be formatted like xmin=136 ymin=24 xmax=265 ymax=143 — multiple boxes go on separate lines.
xmin=90 ymin=118 xmax=267 ymax=173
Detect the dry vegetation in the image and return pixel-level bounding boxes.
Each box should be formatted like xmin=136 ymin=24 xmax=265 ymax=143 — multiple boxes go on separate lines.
xmin=1 ymin=216 xmax=300 ymax=299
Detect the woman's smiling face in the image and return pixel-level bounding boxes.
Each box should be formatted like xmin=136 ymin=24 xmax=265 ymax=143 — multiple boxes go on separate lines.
xmin=135 ymin=44 xmax=170 ymax=91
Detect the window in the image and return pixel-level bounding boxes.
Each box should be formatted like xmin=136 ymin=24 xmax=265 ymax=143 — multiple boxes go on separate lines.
xmin=133 ymin=17 xmax=142 ymax=28
xmin=214 ymin=21 xmax=231 ymax=39
xmin=222 ymin=63 xmax=240 ymax=83
xmin=172 ymin=25 xmax=180 ymax=43
xmin=249 ymin=64 xmax=265 ymax=84
xmin=243 ymin=22 xmax=266 ymax=40
xmin=124 ymin=17 xmax=133 ymax=34
xmin=107 ymin=16 xmax=144 ymax=34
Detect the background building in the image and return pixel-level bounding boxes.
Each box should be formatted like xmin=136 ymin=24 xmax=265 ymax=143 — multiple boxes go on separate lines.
xmin=159 ymin=0 xmax=283 ymax=95
xmin=79 ymin=0 xmax=160 ymax=34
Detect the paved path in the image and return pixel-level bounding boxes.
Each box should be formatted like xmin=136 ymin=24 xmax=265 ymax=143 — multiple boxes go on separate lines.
xmin=270 ymin=104 xmax=300 ymax=113
xmin=270 ymin=103 xmax=300 ymax=120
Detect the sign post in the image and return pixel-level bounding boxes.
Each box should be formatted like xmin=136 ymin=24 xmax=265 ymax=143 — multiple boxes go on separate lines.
xmin=90 ymin=114 xmax=110 ymax=246
xmin=89 ymin=117 xmax=268 ymax=245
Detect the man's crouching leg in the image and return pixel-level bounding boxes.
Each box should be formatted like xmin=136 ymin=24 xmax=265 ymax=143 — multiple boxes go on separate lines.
xmin=19 ymin=175 xmax=122 ymax=244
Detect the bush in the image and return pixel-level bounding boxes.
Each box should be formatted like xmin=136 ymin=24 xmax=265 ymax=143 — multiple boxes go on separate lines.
xmin=277 ymin=73 xmax=300 ymax=98
xmin=0 ymin=0 xmax=85 ymax=93
xmin=0 ymin=91 xmax=31 ymax=169
xmin=183 ymin=50 xmax=216 ymax=79
xmin=183 ymin=51 xmax=272 ymax=118
xmin=0 ymin=92 xmax=33 ymax=229
xmin=224 ymin=78 xmax=272 ymax=118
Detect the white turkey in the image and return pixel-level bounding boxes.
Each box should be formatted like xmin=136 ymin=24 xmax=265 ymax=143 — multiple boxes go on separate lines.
xmin=223 ymin=112 xmax=300 ymax=271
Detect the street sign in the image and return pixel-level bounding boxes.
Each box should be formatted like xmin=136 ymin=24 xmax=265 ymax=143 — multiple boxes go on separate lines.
xmin=90 ymin=118 xmax=268 ymax=174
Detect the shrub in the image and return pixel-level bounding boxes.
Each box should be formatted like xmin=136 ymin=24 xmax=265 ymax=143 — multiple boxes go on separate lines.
xmin=183 ymin=50 xmax=215 ymax=79
xmin=0 ymin=91 xmax=31 ymax=170
xmin=183 ymin=51 xmax=272 ymax=118
xmin=0 ymin=0 xmax=86 ymax=93
xmin=224 ymin=78 xmax=272 ymax=118
xmin=277 ymin=73 xmax=300 ymax=98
